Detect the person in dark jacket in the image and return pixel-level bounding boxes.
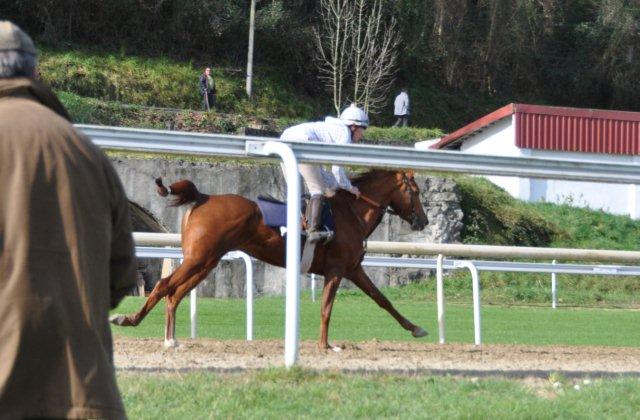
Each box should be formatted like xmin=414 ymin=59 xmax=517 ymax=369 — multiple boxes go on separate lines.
xmin=199 ymin=66 xmax=217 ymax=111
xmin=0 ymin=21 xmax=137 ymax=419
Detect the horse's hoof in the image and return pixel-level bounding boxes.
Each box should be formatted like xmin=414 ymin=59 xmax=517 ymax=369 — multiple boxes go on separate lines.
xmin=109 ymin=314 xmax=126 ymax=326
xmin=412 ymin=327 xmax=429 ymax=338
xmin=164 ymin=338 xmax=179 ymax=348
xmin=331 ymin=345 xmax=343 ymax=353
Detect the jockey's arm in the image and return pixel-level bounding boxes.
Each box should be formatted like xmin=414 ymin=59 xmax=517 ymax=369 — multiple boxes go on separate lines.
xmin=332 ymin=165 xmax=360 ymax=197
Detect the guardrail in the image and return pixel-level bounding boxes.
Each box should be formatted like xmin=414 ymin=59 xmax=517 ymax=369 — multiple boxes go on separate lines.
xmin=84 ymin=125 xmax=640 ymax=367
xmin=80 ymin=125 xmax=640 ymax=183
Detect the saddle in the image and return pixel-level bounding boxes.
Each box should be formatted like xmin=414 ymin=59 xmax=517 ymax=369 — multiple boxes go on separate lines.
xmin=256 ymin=194 xmax=335 ymax=234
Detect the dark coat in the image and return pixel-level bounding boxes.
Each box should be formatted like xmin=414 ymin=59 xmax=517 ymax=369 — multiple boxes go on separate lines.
xmin=199 ymin=73 xmax=216 ymax=94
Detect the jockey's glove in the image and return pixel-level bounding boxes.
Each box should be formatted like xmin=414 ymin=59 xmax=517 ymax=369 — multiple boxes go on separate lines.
xmin=348 ymin=186 xmax=361 ymax=198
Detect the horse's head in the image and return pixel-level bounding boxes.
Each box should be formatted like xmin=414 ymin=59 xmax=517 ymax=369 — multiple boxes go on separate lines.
xmin=386 ymin=170 xmax=428 ymax=231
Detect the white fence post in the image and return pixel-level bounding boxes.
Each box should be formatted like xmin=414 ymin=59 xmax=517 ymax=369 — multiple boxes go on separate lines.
xmin=185 ymin=256 xmax=197 ymax=340
xmin=190 ymin=288 xmax=197 ymax=339
xmin=436 ymin=254 xmax=445 ymax=344
xmin=311 ymin=274 xmax=316 ymax=302
xmin=240 ymin=252 xmax=254 ymax=341
xmin=455 ymin=261 xmax=482 ymax=345
xmin=247 ymin=141 xmax=302 ymax=368
xmin=551 ymin=259 xmax=557 ymax=309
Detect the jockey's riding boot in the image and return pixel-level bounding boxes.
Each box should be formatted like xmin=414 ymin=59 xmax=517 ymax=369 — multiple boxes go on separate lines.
xmin=306 ymin=195 xmax=333 ymax=244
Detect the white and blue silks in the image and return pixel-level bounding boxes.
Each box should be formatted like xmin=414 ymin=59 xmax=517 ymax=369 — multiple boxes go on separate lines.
xmin=280 ymin=117 xmax=356 ymax=196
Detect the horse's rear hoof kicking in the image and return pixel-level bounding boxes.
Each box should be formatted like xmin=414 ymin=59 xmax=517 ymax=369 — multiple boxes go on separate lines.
xmin=110 ymin=314 xmax=136 ymax=327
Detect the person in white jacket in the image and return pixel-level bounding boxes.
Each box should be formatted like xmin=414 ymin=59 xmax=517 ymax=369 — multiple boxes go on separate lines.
xmin=392 ymin=88 xmax=410 ymax=127
xmin=280 ymin=103 xmax=369 ymax=243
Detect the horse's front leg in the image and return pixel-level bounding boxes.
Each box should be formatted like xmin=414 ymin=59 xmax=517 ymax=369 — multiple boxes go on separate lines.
xmin=319 ymin=273 xmax=343 ymax=351
xmin=347 ymin=265 xmax=428 ymax=338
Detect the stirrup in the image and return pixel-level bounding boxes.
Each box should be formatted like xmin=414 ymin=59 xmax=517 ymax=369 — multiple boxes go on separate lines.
xmin=308 ymin=229 xmax=334 ymax=245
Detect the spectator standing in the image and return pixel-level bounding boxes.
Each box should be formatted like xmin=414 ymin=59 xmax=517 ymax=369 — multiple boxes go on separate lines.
xmin=199 ymin=66 xmax=217 ymax=111
xmin=392 ymin=88 xmax=410 ymax=127
xmin=0 ymin=21 xmax=137 ymax=419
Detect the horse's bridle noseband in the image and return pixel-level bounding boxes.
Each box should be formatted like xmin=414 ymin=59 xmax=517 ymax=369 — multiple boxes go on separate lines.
xmin=352 ymin=172 xmax=422 ymax=234
xmin=385 ymin=173 xmax=421 ymax=226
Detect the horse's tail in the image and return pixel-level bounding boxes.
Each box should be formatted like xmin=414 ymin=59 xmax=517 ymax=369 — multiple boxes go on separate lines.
xmin=155 ymin=177 xmax=203 ymax=206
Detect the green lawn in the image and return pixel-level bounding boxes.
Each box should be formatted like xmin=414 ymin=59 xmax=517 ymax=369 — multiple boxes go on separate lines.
xmin=112 ymin=293 xmax=640 ymax=347
xmin=117 ymin=369 xmax=640 ymax=419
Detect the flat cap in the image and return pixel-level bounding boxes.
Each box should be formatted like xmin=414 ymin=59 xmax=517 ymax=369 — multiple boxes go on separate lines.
xmin=0 ymin=21 xmax=37 ymax=55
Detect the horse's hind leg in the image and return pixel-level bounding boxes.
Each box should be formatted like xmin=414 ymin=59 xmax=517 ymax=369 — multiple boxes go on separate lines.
xmin=347 ymin=266 xmax=428 ymax=338
xmin=110 ymin=259 xmax=207 ymax=328
xmin=164 ymin=256 xmax=222 ymax=347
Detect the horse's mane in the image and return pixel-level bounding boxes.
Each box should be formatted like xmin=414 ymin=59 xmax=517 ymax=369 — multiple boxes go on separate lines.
xmin=350 ymin=169 xmax=394 ymax=187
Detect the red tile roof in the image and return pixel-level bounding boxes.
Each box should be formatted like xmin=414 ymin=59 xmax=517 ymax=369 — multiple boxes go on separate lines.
xmin=430 ymin=103 xmax=640 ymax=155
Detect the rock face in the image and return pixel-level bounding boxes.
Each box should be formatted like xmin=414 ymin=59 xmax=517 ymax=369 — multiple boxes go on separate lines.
xmin=112 ymin=157 xmax=463 ymax=297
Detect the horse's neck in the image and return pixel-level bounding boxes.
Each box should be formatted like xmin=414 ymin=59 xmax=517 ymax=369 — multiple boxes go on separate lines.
xmin=352 ymin=179 xmax=393 ymax=238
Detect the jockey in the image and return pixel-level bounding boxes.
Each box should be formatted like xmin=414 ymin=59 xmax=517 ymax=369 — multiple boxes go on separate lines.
xmin=280 ymin=103 xmax=369 ymax=243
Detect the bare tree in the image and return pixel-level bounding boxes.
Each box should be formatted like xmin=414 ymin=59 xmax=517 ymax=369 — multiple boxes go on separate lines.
xmin=350 ymin=0 xmax=400 ymax=114
xmin=314 ymin=0 xmax=401 ymax=116
xmin=313 ymin=0 xmax=354 ymax=115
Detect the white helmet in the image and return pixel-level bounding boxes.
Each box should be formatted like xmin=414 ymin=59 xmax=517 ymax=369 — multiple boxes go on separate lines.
xmin=340 ymin=103 xmax=369 ymax=128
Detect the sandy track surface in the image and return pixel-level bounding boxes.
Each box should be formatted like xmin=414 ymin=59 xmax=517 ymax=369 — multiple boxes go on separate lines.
xmin=114 ymin=337 xmax=640 ymax=379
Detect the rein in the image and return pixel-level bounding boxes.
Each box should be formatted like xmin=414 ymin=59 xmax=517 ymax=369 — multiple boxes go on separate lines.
xmin=347 ymin=193 xmax=387 ymax=239
xmin=358 ymin=194 xmax=382 ymax=208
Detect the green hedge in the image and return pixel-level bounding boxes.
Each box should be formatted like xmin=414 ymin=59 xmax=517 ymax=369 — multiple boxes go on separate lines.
xmin=365 ymin=126 xmax=443 ymax=145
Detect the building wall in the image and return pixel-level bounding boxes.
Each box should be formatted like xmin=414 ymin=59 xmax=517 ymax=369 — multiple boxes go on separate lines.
xmin=527 ymin=149 xmax=640 ymax=217
xmin=459 ymin=116 xmax=529 ymax=199
xmin=450 ymin=115 xmax=640 ymax=218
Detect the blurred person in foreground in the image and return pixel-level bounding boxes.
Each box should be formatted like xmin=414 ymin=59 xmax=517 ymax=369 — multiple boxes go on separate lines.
xmin=0 ymin=21 xmax=137 ymax=419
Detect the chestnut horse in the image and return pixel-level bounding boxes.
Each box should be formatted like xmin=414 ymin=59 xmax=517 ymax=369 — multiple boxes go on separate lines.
xmin=111 ymin=170 xmax=429 ymax=350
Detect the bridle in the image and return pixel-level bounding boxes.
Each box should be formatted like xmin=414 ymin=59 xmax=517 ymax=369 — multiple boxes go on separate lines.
xmin=352 ymin=172 xmax=422 ymax=235
xmin=379 ymin=173 xmax=422 ymax=226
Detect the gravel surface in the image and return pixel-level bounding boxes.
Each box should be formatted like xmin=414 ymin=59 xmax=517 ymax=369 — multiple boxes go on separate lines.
xmin=114 ymin=337 xmax=640 ymax=379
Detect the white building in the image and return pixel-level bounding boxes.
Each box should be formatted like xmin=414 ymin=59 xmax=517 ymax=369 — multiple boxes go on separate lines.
xmin=418 ymin=103 xmax=640 ymax=218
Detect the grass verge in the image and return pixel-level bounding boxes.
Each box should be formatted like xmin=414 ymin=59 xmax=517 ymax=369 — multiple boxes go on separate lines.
xmin=117 ymin=369 xmax=640 ymax=419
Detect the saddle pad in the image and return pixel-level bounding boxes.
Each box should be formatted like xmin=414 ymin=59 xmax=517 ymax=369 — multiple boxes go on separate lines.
xmin=256 ymin=196 xmax=335 ymax=231
xmin=256 ymin=197 xmax=287 ymax=228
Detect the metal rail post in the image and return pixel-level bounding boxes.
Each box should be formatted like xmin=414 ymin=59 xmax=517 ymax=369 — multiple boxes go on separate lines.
xmin=455 ymin=261 xmax=482 ymax=345
xmin=190 ymin=288 xmax=197 ymax=339
xmin=240 ymin=252 xmax=254 ymax=341
xmin=246 ymin=140 xmax=301 ymax=367
xmin=551 ymin=259 xmax=557 ymax=309
xmin=436 ymin=254 xmax=445 ymax=344
xmin=185 ymin=257 xmax=198 ymax=340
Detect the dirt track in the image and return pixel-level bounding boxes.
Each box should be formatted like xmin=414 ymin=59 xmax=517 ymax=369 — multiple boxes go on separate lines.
xmin=114 ymin=337 xmax=640 ymax=379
